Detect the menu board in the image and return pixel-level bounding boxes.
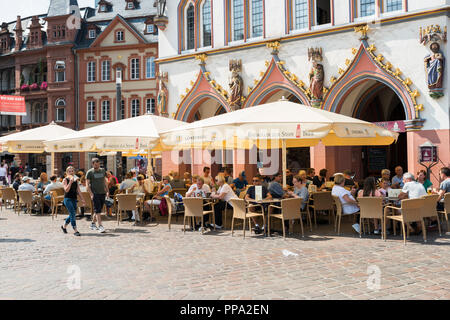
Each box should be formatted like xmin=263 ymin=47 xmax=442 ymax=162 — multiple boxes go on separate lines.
xmin=368 ymin=147 xmax=387 ymax=172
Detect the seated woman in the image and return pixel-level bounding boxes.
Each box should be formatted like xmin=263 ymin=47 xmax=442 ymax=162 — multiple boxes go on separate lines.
xmin=36 ymin=172 xmax=50 ymax=191
xmin=144 ymin=176 xmax=174 ymax=216
xmin=357 ymin=176 xmax=383 ymax=235
xmin=287 ymin=175 xmax=309 ymax=211
xmin=313 ymin=169 xmax=328 ymax=190
xmin=332 ymin=173 xmax=360 ymax=233
xmin=416 ymin=170 xmax=432 ymax=192
xmin=210 ymin=175 xmax=238 ymax=230
xmin=120 ymin=172 xmax=136 ymax=191
xmin=377 ymin=178 xmax=392 ymax=197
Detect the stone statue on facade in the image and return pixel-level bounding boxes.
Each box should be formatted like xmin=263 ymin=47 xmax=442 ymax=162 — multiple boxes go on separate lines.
xmin=308 ymin=48 xmax=324 ymax=106
xmin=157 ymin=72 xmax=168 ymax=116
xmin=420 ymin=25 xmax=447 ymax=99
xmin=229 ymin=59 xmax=243 ymax=110
xmin=154 ymin=0 xmax=167 ymax=17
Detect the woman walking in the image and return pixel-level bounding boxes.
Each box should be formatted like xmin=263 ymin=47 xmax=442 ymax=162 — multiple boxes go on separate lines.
xmin=61 ymin=166 xmax=86 ymax=236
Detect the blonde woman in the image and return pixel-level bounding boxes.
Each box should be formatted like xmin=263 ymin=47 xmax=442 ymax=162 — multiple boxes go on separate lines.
xmin=61 ymin=166 xmax=86 ymax=236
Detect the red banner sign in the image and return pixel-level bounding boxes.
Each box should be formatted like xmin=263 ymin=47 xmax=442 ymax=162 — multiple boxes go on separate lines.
xmin=0 ymin=95 xmax=26 ymax=115
xmin=374 ymin=121 xmax=406 ymax=133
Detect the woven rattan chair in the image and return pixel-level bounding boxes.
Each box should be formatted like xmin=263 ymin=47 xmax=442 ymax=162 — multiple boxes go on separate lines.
xmin=78 ymin=191 xmax=94 ymax=216
xmin=420 ymin=194 xmax=442 ymax=236
xmin=308 ymin=191 xmax=335 ymax=227
xmin=50 ymin=190 xmax=65 ymax=220
xmin=182 ymin=197 xmax=214 ymax=234
xmin=384 ymin=198 xmax=427 ymax=244
xmin=17 ymin=190 xmax=41 ymax=215
xmin=437 ymin=193 xmax=450 ymax=232
xmin=333 ymin=195 xmax=359 ymax=235
xmin=116 ymin=194 xmax=139 ymax=225
xmin=358 ymin=197 xmax=384 ymax=239
xmin=228 ymin=198 xmax=265 ymax=238
xmin=2 ymin=187 xmax=17 ymax=212
xmin=268 ymin=198 xmax=304 ymax=238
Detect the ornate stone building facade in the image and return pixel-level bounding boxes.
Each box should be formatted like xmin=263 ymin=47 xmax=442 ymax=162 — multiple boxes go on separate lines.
xmin=157 ymin=0 xmax=450 ymax=185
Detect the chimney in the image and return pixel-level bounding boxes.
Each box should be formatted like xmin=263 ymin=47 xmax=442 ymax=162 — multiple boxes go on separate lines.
xmin=14 ymin=16 xmax=23 ymax=50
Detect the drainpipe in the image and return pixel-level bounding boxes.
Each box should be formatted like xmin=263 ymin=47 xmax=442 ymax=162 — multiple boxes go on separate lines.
xmin=74 ymin=49 xmax=80 ymax=130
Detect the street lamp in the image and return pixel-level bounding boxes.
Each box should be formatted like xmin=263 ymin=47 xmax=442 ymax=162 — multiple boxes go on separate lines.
xmin=115 ymin=68 xmax=123 ymax=181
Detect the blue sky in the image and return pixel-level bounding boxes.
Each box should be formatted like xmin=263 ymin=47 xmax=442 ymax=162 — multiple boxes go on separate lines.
xmin=1 ymin=0 xmax=94 ymax=23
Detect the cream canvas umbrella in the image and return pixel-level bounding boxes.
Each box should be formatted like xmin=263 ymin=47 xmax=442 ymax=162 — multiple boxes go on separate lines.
xmin=45 ymin=114 xmax=185 ymax=153
xmin=0 ymin=121 xmax=76 ymax=174
xmin=161 ymin=99 xmax=399 ymax=186
xmin=44 ymin=114 xmax=185 ymax=177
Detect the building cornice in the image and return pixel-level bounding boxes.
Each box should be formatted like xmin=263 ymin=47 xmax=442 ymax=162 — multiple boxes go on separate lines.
xmin=157 ymin=6 xmax=450 ymax=65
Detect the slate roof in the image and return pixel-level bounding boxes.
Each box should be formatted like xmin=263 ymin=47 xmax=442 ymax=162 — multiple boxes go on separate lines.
xmin=47 ymin=0 xmax=80 ymax=17
xmin=87 ymin=0 xmax=157 ymax=22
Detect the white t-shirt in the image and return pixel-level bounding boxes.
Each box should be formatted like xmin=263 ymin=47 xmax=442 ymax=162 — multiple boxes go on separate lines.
xmin=332 ymin=185 xmax=359 ymax=215
xmin=186 ymin=184 xmax=211 ymax=197
xmin=43 ymin=181 xmax=64 ymax=195
xmin=18 ymin=183 xmax=35 ymax=192
xmin=217 ymin=183 xmax=238 ymax=202
xmin=401 ymin=181 xmax=427 ymax=199
xmin=0 ymin=166 xmax=7 ymax=177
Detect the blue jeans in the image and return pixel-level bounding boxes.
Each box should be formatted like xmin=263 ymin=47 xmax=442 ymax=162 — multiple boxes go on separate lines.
xmin=64 ymin=198 xmax=77 ymax=228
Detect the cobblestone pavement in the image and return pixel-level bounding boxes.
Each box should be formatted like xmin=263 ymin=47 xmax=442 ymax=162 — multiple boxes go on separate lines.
xmin=1 ymin=208 xmax=450 ymax=300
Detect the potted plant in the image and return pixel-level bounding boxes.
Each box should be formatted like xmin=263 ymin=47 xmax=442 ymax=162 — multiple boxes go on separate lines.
xmin=20 ymin=84 xmax=30 ymax=91
xmin=40 ymin=81 xmax=48 ymax=90
xmin=30 ymin=83 xmax=39 ymax=91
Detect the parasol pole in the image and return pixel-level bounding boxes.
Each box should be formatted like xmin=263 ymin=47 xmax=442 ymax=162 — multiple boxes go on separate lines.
xmin=51 ymin=152 xmax=55 ymax=175
xmin=282 ymin=139 xmax=287 ymax=188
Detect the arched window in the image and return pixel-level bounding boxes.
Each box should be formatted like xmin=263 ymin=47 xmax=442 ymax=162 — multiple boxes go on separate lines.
xmin=43 ymin=103 xmax=48 ymax=123
xmin=251 ymin=0 xmax=263 ymax=38
xmin=202 ymin=1 xmax=212 ymax=47
xmin=33 ymin=103 xmax=41 ymax=123
xmin=186 ymin=4 xmax=195 ymax=50
xmin=55 ymin=98 xmax=66 ymax=122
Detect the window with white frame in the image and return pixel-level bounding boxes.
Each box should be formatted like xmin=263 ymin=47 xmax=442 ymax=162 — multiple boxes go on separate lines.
xmin=127 ymin=1 xmax=134 ymax=9
xmin=315 ymin=0 xmax=331 ymax=25
xmin=360 ymin=0 xmax=375 ymax=17
xmin=251 ymin=0 xmax=263 ymax=38
xmin=294 ymin=0 xmax=309 ymax=30
xmin=116 ymin=30 xmax=124 ymax=42
xmin=87 ymin=101 xmax=96 ymax=122
xmin=88 ymin=29 xmax=96 ymax=39
xmin=101 ymin=100 xmax=110 ymax=121
xmin=55 ymin=61 xmax=66 ymax=82
xmin=186 ymin=4 xmax=195 ymax=50
xmin=87 ymin=61 xmax=96 ymax=82
xmin=101 ymin=60 xmax=111 ymax=81
xmin=130 ymin=58 xmax=140 ymax=80
xmin=146 ymin=98 xmax=156 ymax=114
xmin=232 ymin=0 xmax=245 ymax=41
xmin=131 ymin=99 xmax=140 ymax=117
xmin=55 ymin=98 xmax=66 ymax=122
xmin=202 ymin=1 xmax=212 ymax=47
xmin=385 ymin=0 xmax=402 ymax=12
xmin=146 ymin=57 xmax=155 ymax=79
xmin=146 ymin=24 xmax=154 ymax=33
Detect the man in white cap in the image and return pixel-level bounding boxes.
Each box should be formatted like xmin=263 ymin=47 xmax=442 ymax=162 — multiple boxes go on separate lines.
xmin=18 ymin=176 xmax=35 ymax=192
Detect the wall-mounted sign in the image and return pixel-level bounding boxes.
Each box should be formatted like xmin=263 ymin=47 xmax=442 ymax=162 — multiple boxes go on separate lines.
xmin=0 ymin=95 xmax=26 ymax=115
xmin=374 ymin=121 xmax=406 ymax=133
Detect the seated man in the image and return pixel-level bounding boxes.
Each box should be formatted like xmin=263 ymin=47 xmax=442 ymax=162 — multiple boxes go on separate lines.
xmin=245 ymin=174 xmax=272 ymax=234
xmin=268 ymin=173 xmax=285 ymax=199
xmin=18 ymin=176 xmax=35 ymax=192
xmin=120 ymin=172 xmax=136 ymax=191
xmin=232 ymin=171 xmax=248 ymax=195
xmin=43 ymin=175 xmax=64 ymax=212
xmin=433 ymin=167 xmax=450 ymax=211
xmin=186 ymin=177 xmax=211 ymax=198
xmin=397 ymin=172 xmax=427 ymax=234
xmin=391 ymin=166 xmax=404 ymax=189
xmin=343 ymin=170 xmax=356 ymax=187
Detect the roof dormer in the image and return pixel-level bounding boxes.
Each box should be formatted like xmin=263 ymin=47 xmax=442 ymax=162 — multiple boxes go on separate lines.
xmin=27 ymin=16 xmax=44 ymax=49
xmin=98 ymin=0 xmax=113 ymax=13
xmin=0 ymin=23 xmax=12 ymax=53
xmin=125 ymin=0 xmax=139 ymax=10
